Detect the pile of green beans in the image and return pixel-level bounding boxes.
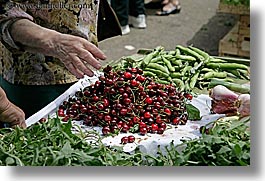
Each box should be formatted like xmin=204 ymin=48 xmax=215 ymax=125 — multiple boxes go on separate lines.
xmin=111 ymin=45 xmax=250 ymax=92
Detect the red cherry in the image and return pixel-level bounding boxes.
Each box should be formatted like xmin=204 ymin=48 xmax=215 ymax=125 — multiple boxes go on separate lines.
xmin=144 ymin=112 xmax=151 ymax=119
xmin=131 ymin=68 xmax=138 ymax=73
xmin=121 ymin=123 xmax=129 ymax=133
xmin=58 ymin=109 xmax=65 ymax=117
xmin=184 ymin=93 xmax=193 ymax=100
xmin=120 ymin=108 xmax=128 ymax=116
xmin=139 ymin=121 xmax=147 ymax=128
xmin=104 ymin=115 xmax=112 ymax=122
xmin=130 ymin=80 xmax=139 ymax=87
xmin=124 ymin=72 xmax=132 ymax=79
xmin=164 ymin=108 xmax=171 ymax=116
xmin=128 ymin=135 xmax=135 ymax=143
xmin=102 ymin=126 xmax=111 ymax=135
xmin=172 ymin=117 xmax=180 ymax=125
xmin=39 ymin=118 xmax=46 ymax=123
xmin=103 ymin=98 xmax=110 ymax=107
xmin=121 ymin=136 xmax=129 ymax=144
xmin=136 ymin=75 xmax=145 ymax=82
xmin=139 ymin=127 xmax=147 ymax=135
xmin=145 ymin=97 xmax=153 ymax=105
xmin=157 ymin=127 xmax=165 ymax=134
xmin=160 ymin=122 xmax=167 ymax=130
xmin=151 ymin=123 xmax=159 ymax=132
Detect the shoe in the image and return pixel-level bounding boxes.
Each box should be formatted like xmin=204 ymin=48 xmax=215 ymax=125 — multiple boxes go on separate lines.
xmin=121 ymin=25 xmax=130 ymax=35
xmin=156 ymin=4 xmax=181 ymax=16
xmin=129 ymin=14 xmax=147 ymax=29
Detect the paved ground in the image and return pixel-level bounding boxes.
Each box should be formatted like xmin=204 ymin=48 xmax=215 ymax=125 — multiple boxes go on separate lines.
xmin=98 ymin=0 xmax=238 ymax=63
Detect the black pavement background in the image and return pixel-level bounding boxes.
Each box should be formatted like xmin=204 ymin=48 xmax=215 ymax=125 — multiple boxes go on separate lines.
xmin=99 ymin=0 xmax=238 ymax=63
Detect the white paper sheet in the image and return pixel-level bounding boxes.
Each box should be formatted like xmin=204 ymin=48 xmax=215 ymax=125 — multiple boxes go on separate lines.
xmin=26 ymin=74 xmax=225 ymax=155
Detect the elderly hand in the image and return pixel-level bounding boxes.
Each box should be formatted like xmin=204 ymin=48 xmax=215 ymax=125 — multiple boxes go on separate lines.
xmin=48 ymin=33 xmax=107 ymax=78
xmin=0 ymin=88 xmax=26 ymax=128
xmin=10 ymin=19 xmax=107 ymax=78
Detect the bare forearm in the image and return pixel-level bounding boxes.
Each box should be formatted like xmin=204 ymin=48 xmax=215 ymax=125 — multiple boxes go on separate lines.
xmin=0 ymin=87 xmax=9 ymax=113
xmin=10 ymin=19 xmax=60 ymax=55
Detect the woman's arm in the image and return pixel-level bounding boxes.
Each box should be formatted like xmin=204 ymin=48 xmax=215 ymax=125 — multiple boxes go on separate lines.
xmin=10 ymin=19 xmax=107 ymax=78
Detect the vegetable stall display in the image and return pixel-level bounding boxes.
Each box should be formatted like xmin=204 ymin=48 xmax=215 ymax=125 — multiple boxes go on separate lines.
xmin=0 ymin=45 xmax=251 ymax=166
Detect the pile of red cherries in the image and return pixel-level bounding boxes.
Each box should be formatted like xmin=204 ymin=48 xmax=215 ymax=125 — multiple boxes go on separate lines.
xmin=57 ymin=66 xmax=192 ymax=143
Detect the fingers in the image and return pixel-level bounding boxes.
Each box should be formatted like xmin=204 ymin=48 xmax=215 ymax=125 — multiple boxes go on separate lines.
xmin=78 ymin=49 xmax=102 ymax=70
xmin=64 ymin=60 xmax=85 ymax=78
xmin=69 ymin=54 xmax=94 ymax=77
xmin=81 ymin=39 xmax=107 ymax=60
xmin=0 ymin=103 xmax=26 ymax=129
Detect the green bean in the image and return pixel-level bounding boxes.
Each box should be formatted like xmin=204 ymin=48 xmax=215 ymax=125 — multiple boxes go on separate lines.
xmin=150 ymin=56 xmax=162 ymax=63
xmin=189 ymin=71 xmax=200 ymax=89
xmin=142 ymin=53 xmax=154 ymax=67
xmin=163 ymin=54 xmax=175 ymax=59
xmin=143 ymin=71 xmax=156 ymax=77
xmin=205 ymin=63 xmax=249 ymax=70
xmin=142 ymin=49 xmax=161 ymax=67
xmin=174 ymin=54 xmax=197 ymax=62
xmin=175 ymin=48 xmax=181 ymax=55
xmin=147 ymin=63 xmax=170 ymax=74
xmin=167 ymin=50 xmax=176 ymax=56
xmin=162 ymin=56 xmax=175 ymax=72
xmin=170 ymin=72 xmax=182 ymax=78
xmin=203 ymin=71 xmax=227 ymax=79
xmin=172 ymin=78 xmax=185 ymax=91
xmin=188 ymin=46 xmax=210 ymax=63
xmin=225 ymin=69 xmax=245 ymax=79
xmin=176 ymin=45 xmax=204 ymax=61
xmin=156 ymin=79 xmax=170 ymax=85
xmin=181 ymin=65 xmax=192 ymax=76
xmin=173 ymin=66 xmax=181 ymax=71
xmin=208 ymin=78 xmax=250 ymax=94
xmin=144 ymin=68 xmax=169 ymax=78
xmin=171 ymin=59 xmax=183 ymax=66
xmin=238 ymin=69 xmax=250 ymax=80
xmin=184 ymin=80 xmax=191 ymax=91
xmin=208 ymin=57 xmax=227 ymax=63
xmin=201 ymin=68 xmax=215 ymax=72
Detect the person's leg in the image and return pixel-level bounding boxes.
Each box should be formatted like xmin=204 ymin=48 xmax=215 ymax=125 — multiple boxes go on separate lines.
xmin=128 ymin=0 xmax=147 ymax=28
xmin=0 ymin=76 xmax=74 ymax=119
xmin=129 ymin=0 xmax=145 ymax=17
xmin=111 ymin=0 xmax=129 ymax=26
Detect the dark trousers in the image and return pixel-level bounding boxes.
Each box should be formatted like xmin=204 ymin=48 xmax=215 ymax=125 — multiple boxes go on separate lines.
xmin=0 ymin=76 xmax=74 ymax=119
xmin=111 ymin=0 xmax=145 ymax=26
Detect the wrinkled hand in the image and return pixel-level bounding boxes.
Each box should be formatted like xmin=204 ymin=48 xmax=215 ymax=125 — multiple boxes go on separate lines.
xmin=0 ymin=101 xmax=26 ymax=129
xmin=48 ymin=33 xmax=107 ymax=78
xmin=10 ymin=19 xmax=107 ymax=78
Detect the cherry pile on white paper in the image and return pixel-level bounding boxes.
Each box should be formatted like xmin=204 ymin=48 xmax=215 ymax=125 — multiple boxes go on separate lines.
xmin=57 ymin=66 xmax=192 ymax=141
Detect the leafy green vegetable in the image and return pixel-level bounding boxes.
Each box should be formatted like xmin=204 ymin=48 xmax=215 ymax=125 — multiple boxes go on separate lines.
xmin=148 ymin=116 xmax=250 ymax=166
xmin=186 ymin=104 xmax=201 ymax=120
xmin=0 ymin=115 xmax=250 ymax=166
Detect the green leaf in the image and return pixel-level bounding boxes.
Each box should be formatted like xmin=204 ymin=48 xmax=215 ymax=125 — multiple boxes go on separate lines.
xmin=186 ymin=104 xmax=201 ymax=120
xmin=61 ymin=141 xmax=73 ymax=157
xmin=233 ymin=144 xmax=242 ymax=157
xmin=5 ymin=157 xmax=15 ymax=165
xmin=217 ymin=146 xmax=231 ymax=154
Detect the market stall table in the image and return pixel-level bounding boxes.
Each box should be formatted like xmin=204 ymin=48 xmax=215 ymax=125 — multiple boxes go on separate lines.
xmin=25 ymin=72 xmax=225 ymax=155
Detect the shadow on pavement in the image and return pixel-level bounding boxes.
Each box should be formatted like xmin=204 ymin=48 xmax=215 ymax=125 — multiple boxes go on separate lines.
xmin=187 ymin=12 xmax=239 ymax=56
